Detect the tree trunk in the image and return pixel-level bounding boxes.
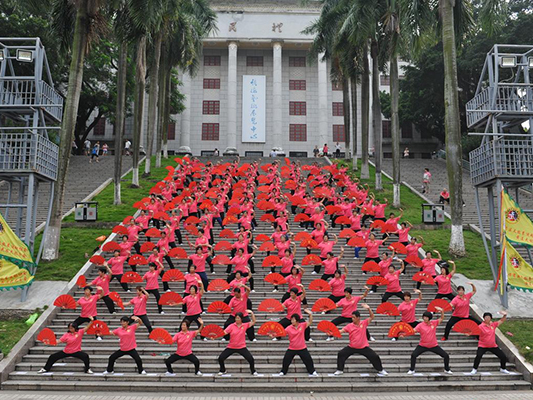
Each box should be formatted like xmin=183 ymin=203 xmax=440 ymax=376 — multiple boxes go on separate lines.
xmin=42 ymin=1 xmax=89 ymax=261
xmin=156 ymin=47 xmax=168 ymax=168
xmin=350 ymin=76 xmax=358 ymax=171
xmin=390 ymin=54 xmax=401 ymax=207
xmin=162 ymin=67 xmax=172 ymax=159
xmin=132 ymin=36 xmax=146 ymax=188
xmin=441 ymin=0 xmax=465 ymax=256
xmin=342 ymin=75 xmax=351 ymax=160
xmin=113 ymin=40 xmax=128 ymax=205
xmin=371 ymin=40 xmax=383 ymax=190
xmin=144 ymin=32 xmax=162 ymax=176
xmin=361 ymin=46 xmax=370 ymax=180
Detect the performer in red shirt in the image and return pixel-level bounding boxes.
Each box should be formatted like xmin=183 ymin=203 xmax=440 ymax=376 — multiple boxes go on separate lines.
xmin=471 ymin=311 xmax=510 ymax=374
xmin=165 ymin=318 xmax=205 ymax=376
xmin=104 ymin=316 xmax=146 ymax=375
xmin=442 ymin=283 xmax=480 ymax=341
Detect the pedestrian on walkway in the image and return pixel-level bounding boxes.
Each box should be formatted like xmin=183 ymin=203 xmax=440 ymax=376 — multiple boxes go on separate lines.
xmin=422 ymin=168 xmax=431 ymax=194
xmin=104 ymin=316 xmax=146 ymax=375
xmin=403 ymin=147 xmax=410 ymax=158
xmin=90 ymin=142 xmax=100 ymax=163
xmin=102 ymin=143 xmax=108 ymax=156
xmin=124 ymin=139 xmax=131 ymax=156
xmin=165 ymin=318 xmax=204 ymax=376
xmin=470 ymin=311 xmax=510 ymax=375
xmin=84 ymin=139 xmax=91 ymax=156
xmin=313 ymin=145 xmax=319 ymax=158
xmin=335 ymin=142 xmax=341 ymax=158
xmin=323 ymin=143 xmax=329 ymax=157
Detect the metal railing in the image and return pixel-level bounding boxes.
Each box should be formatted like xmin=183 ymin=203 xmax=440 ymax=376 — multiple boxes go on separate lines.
xmin=0 ymin=132 xmax=58 ymax=180
xmin=469 ymin=138 xmax=533 ymax=186
xmin=0 ymin=78 xmax=63 ymax=121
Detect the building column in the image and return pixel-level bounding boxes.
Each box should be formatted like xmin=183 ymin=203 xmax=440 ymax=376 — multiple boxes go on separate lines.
xmin=180 ymin=72 xmax=191 ymax=148
xmin=318 ymin=52 xmax=328 ymax=147
xmin=272 ymin=41 xmax=283 ymax=148
xmin=227 ymin=41 xmax=238 ymax=150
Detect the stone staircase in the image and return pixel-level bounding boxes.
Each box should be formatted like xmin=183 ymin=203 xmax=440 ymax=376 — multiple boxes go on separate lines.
xmin=2 ymin=157 xmax=530 ymax=393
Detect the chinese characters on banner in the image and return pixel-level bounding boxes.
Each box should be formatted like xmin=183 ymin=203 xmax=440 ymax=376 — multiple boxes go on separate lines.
xmin=242 ymin=75 xmax=266 ymax=143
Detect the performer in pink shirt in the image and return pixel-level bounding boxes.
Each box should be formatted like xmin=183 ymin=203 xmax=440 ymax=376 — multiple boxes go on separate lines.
xmin=392 ymin=290 xmax=422 ymax=341
xmin=104 ymin=316 xmax=146 ymax=375
xmin=471 ymin=311 xmax=510 ymax=374
xmin=442 ymin=283 xmax=480 ymax=341
xmin=128 ymin=286 xmax=153 ymax=333
xmin=435 ymin=261 xmax=456 ymax=301
xmin=90 ymin=266 xmax=116 ymax=314
xmin=165 ymin=318 xmax=205 ymax=376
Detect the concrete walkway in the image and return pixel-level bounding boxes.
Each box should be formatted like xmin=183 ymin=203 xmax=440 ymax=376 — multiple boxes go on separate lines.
xmin=0 ymin=281 xmax=68 ymax=317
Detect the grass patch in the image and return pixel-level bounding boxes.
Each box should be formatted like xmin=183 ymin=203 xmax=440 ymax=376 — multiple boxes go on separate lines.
xmin=500 ymin=320 xmax=533 ymax=364
xmin=334 ymin=159 xmax=492 ymax=280
xmin=0 ymin=316 xmax=37 ymax=356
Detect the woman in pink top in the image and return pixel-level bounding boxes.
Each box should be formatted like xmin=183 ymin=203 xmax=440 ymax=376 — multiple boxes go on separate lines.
xmin=333 ymin=304 xmax=387 ymax=376
xmin=381 ymin=261 xmax=405 ymax=303
xmin=107 ymin=250 xmax=130 ymax=292
xmin=273 ymin=309 xmax=317 ymax=377
xmin=174 ymin=283 xmax=204 ymax=330
xmin=405 ymin=236 xmax=424 ymax=260
xmin=319 ymin=248 xmax=344 ymax=280
xmin=471 ymin=311 xmax=509 ymax=374
xmin=39 ymin=318 xmax=95 ymax=374
xmin=392 ymin=290 xmax=422 ymax=341
xmin=416 ymin=250 xmax=441 ymax=290
xmin=279 ymin=286 xmax=311 ymax=341
xmin=105 ymin=316 xmax=146 ymax=375
xmin=143 ymin=261 xmax=165 ymax=314
xmin=165 ymin=318 xmax=204 ymax=375
xmin=328 ymin=265 xmax=349 ymax=303
xmin=364 ymin=233 xmax=387 ymax=265
xmin=90 ymin=266 xmax=116 ymax=314
xmin=313 ymin=233 xmax=337 ymax=274
xmin=217 ymin=311 xmax=258 ymax=376
xmin=280 ymin=245 xmax=297 ymax=276
xmin=369 ymin=251 xmax=394 ymax=293
xmin=128 ymin=286 xmax=153 ymax=333
xmin=408 ymin=308 xmax=451 ymax=374
xmin=223 ymin=285 xmax=256 ymax=341
xmin=397 ymin=221 xmax=413 ymax=246
xmin=188 ymin=245 xmax=212 ymax=287
xmin=281 ymin=266 xmax=308 ymax=306
xmin=442 ymin=283 xmax=479 ymax=341
xmin=435 ymin=261 xmax=456 ymax=301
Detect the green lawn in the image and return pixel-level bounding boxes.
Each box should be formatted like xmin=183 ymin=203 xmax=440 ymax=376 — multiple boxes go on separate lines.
xmin=500 ymin=320 xmax=533 ymax=364
xmin=0 ymin=318 xmax=34 ymax=356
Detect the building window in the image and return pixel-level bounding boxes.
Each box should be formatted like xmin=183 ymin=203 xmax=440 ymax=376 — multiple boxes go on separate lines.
xmin=332 ymin=81 xmax=343 ymax=91
xmin=289 ymin=80 xmax=306 ymax=90
xmin=401 ymin=121 xmax=413 ymax=139
xmin=382 ymin=120 xmax=391 ymax=138
xmin=203 ymin=79 xmax=220 ymax=89
xmin=380 ymin=75 xmax=390 ymax=86
xmin=333 ymin=125 xmax=345 ymax=142
xmin=289 ymin=124 xmax=307 ymax=141
xmin=289 ymin=57 xmax=306 ymax=67
xmin=332 ymin=102 xmax=344 ymax=117
xmin=167 ymin=122 xmax=175 ymax=140
xmin=93 ymin=117 xmax=106 ymax=136
xmin=204 ymin=56 xmax=220 ymax=66
xmin=202 ymin=123 xmax=219 ymax=140
xmin=247 ymin=56 xmax=263 ymax=67
xmin=289 ymin=101 xmax=306 ymax=116
xmin=202 ymin=100 xmax=220 ymax=115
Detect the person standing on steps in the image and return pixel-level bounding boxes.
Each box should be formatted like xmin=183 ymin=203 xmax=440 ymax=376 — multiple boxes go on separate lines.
xmin=104 ymin=316 xmax=146 ymax=375
xmin=142 ymin=261 xmax=166 ymax=315
xmin=422 ymin=168 xmax=431 ymax=194
xmin=280 ymin=285 xmax=311 ymax=341
xmin=335 ymin=142 xmax=341 ymax=158
xmin=313 ymin=145 xmax=319 ymax=158
xmin=408 ymin=307 xmax=452 ymax=375
xmin=323 ymin=143 xmax=329 ymax=157
xmin=222 ymin=285 xmax=256 ymax=342
xmin=442 ymin=282 xmax=480 ymax=341
xmin=273 ymin=309 xmax=318 ymax=377
xmin=39 ymin=318 xmax=95 ymax=374
xmin=128 ymin=286 xmax=153 ymax=333
xmin=90 ymin=266 xmax=116 ymax=314
xmin=393 ymin=290 xmax=422 ymax=341
xmin=329 ymin=287 xmax=372 ymax=342
xmin=381 ymin=260 xmax=405 ymax=303
xmin=434 ymin=261 xmax=456 ymax=300
xmin=165 ymin=318 xmax=205 ymax=376
xmin=333 ymin=304 xmax=388 ymax=377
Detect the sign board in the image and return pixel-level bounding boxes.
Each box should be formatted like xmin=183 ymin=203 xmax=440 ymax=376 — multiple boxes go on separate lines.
xmin=242 ymin=75 xmax=266 ymax=143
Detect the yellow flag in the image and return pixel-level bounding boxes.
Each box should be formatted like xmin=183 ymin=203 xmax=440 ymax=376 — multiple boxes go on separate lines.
xmin=0 ymin=258 xmax=34 ymax=290
xmin=501 ymin=189 xmax=533 ymax=247
xmin=505 ymin=237 xmax=533 ymax=292
xmin=0 ymin=212 xmax=35 ymax=268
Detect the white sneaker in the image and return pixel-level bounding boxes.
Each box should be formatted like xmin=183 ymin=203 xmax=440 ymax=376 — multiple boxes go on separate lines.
xmin=391 ymin=338 xmax=397 ymax=341
xmin=224 ymin=290 xmax=229 ymax=293
xmin=333 ymin=370 xmax=343 ymax=376
xmin=212 ymin=272 xmax=216 ymax=275
xmin=217 ymin=372 xmax=228 ymax=376
xmin=470 ymin=369 xmax=477 ymax=375
xmin=112 ymin=312 xmax=117 ymax=315
xmin=377 ymin=370 xmax=388 ymax=377
xmin=308 ymin=338 xmax=313 ymax=342
xmin=407 ymin=370 xmax=415 ymax=375
xmin=369 ymin=290 xmax=375 ymax=294
xmin=141 ymin=370 xmax=147 ymax=375
xmin=311 ymin=271 xmax=317 ymax=275
xmin=321 ymin=311 xmax=326 ymax=315
xmin=500 ymin=368 xmax=511 ymax=374
xmin=86 ymin=369 xmax=94 ymax=374
xmin=38 ymin=368 xmax=47 ymax=373
xmin=252 ymin=338 xmax=257 ymax=342
xmin=370 ymin=337 xmax=376 ymax=342
xmin=181 ymin=311 xmax=185 ymax=315
xmin=272 ymin=338 xmax=278 ymax=341
xmin=272 ymin=372 xmax=285 ymax=377
xmin=165 ymin=371 xmax=176 ymax=376
xmin=445 ymin=370 xmax=453 ymax=375
xmin=97 ymin=336 xmax=103 ymax=341
xmin=272 ymin=289 xmax=278 ymax=293
xmin=309 ymin=371 xmax=319 ymax=377
xmin=102 ymin=370 xmax=112 ymax=375
xmin=252 ymin=371 xmax=260 ymax=376
xmin=166 ymin=289 xmax=171 ymax=293
xmin=326 ymin=337 xmax=333 ymax=341
xmin=127 ymin=290 xmax=131 ymax=293
xmin=196 ymin=371 xmax=203 ymax=376
xmin=160 ymin=311 xmax=165 ymax=315
xmin=221 ymin=338 xmax=226 ymax=342
xmin=251 ymin=290 xmax=256 ymax=293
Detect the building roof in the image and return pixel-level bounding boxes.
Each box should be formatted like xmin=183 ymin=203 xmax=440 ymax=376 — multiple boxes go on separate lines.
xmin=210 ymin=0 xmax=322 ymax=13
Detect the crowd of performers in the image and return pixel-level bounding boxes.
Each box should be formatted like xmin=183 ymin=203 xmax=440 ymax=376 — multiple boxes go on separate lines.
xmin=40 ymin=157 xmax=511 ymax=378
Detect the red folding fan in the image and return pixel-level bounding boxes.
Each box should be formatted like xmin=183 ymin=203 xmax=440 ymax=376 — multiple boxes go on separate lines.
xmin=168 ymin=247 xmax=187 ymax=259
xmin=388 ymin=322 xmax=416 ymax=338
xmin=308 ymin=279 xmax=331 ymax=292
xmin=294 ymin=213 xmax=310 ymax=222
xmin=262 ymin=255 xmax=282 ymax=267
xmin=255 ymin=234 xmax=271 ymax=242
xmin=200 ymin=324 xmax=225 ymax=339
xmin=112 ymin=225 xmax=129 ymax=235
xmin=87 ymin=320 xmax=110 ymax=336
xmin=326 ymin=205 xmax=342 ymax=215
xmin=257 ymin=321 xmax=286 ymax=337
xmin=366 ymin=276 xmax=389 ymax=286
xmin=219 ymin=229 xmax=236 ymax=239
xmin=185 ymin=216 xmax=200 ymax=225
xmin=109 ymin=292 xmax=125 ymax=310
xmin=128 ymin=254 xmax=148 ymax=266
xmin=212 ymin=255 xmax=232 ymax=265
xmin=215 ymin=241 xmax=232 ymax=251
xmin=376 ymin=302 xmax=400 ymax=316
xmin=257 ymin=185 xmax=270 ymax=193
xmin=347 ymin=237 xmax=366 ymax=247
xmin=162 ymin=269 xmax=185 ymax=282
xmin=300 ymin=239 xmax=318 ymax=249
xmin=102 ymin=242 xmax=121 ymax=252
xmin=371 ymin=220 xmax=386 ymax=230
xmin=76 ymin=275 xmax=87 ymax=288
xmin=302 ymin=254 xmax=322 ymax=266
xmin=294 ymin=231 xmax=312 ymax=241
xmin=145 ymin=228 xmax=162 ymax=238
xmin=453 ymin=319 xmax=481 ymax=336
xmin=412 ymin=272 xmax=435 ymax=285
xmin=185 ymin=225 xmax=199 ymax=236
xmin=405 ymin=255 xmax=423 ymax=267
xmin=259 ymin=242 xmax=275 ymax=252
xmin=54 ymin=294 xmax=76 ymax=309
xmin=37 ymin=328 xmax=57 ymax=346
xmin=362 ymin=261 xmax=381 ymax=273
xmin=312 ymin=298 xmax=337 ymax=313
xmin=90 ymin=255 xmax=105 ymax=265
xmin=140 ymin=242 xmax=156 ymax=253
xmin=123 ymin=216 xmax=133 ymax=224
xmin=154 ymin=212 xmax=170 ymax=221
xmin=121 ymin=271 xmax=143 ymax=283
xmin=427 ymin=299 xmax=453 ymax=312
xmin=207 ymin=301 xmax=232 ymax=314
xmin=149 ymin=328 xmax=173 ymax=345
xmin=261 ymin=214 xmax=275 ymax=223
xmin=258 ymin=298 xmax=284 ymax=313
xmin=335 ymin=216 xmax=351 ymax=225
xmin=159 ymin=291 xmax=183 ymax=306
xmin=222 ymin=215 xmax=238 ymax=225
xmin=339 ymin=228 xmax=357 ymax=238
xmin=264 ymin=273 xmax=287 ymax=286
xmin=317 ymin=320 xmax=342 ymax=338
xmin=208 ymin=279 xmax=230 ymax=292
xmin=389 ymin=242 xmax=407 ymax=254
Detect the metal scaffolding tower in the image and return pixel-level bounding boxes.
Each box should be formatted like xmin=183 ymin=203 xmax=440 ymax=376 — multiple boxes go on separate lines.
xmin=466 ymin=44 xmax=533 ymax=307
xmin=0 ymin=38 xmax=62 ymax=299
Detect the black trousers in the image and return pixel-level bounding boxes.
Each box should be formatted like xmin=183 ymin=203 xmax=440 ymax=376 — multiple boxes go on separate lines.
xmin=473 ymin=347 xmax=507 ymax=369
xmin=328 ymin=294 xmax=344 ymax=303
xmin=218 ymin=347 xmax=256 ymax=374
xmin=72 ymin=316 xmax=96 ymax=328
xmin=174 ymin=229 xmax=183 ymax=244
xmin=337 ymin=346 xmax=383 ymax=372
xmin=435 ymin=293 xmax=455 ymax=301
xmin=101 ymin=295 xmax=116 ymax=314
xmin=381 ymin=291 xmax=404 ymax=303
xmin=279 ymin=318 xmax=310 ymax=340
xmin=321 ymin=273 xmax=335 ymax=281
xmin=107 ymin=349 xmax=144 ymax=373
xmin=134 ymin=314 xmax=153 ymax=333
xmin=281 ymin=348 xmax=315 ymax=374
xmin=183 ymin=313 xmax=202 ymax=330
xmin=410 ymin=345 xmax=449 ymax=371
xmin=111 ymin=274 xmax=129 ymax=292
xmin=444 ymin=315 xmax=481 ymax=340
xmin=44 ymin=350 xmax=90 ymax=372
xmin=165 ymin=353 xmax=200 ymax=373
xmin=224 ymin=315 xmax=255 ymax=340
xmin=146 ymin=288 xmax=163 ymax=313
